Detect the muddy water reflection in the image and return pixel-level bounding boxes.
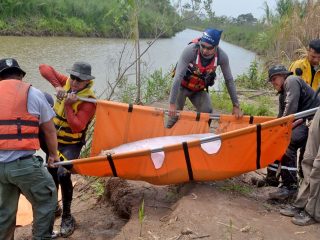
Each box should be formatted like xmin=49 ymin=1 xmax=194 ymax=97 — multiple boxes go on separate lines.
xmin=0 ymin=29 xmax=256 ymax=97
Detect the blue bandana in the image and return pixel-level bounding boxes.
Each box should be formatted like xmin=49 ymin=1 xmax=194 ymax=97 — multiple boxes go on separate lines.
xmin=200 ymin=28 xmax=223 ymax=46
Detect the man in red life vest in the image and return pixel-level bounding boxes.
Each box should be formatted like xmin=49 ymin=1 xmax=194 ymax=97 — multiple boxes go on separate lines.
xmin=167 ymin=28 xmax=242 ymax=128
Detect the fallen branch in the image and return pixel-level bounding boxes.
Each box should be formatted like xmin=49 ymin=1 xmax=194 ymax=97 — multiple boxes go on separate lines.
xmin=217 ymin=221 xmax=239 ymax=230
xmin=248 ymin=92 xmax=273 ymax=99
xmin=145 ymin=204 xmax=174 ymax=211
xmin=191 ymin=235 xmax=211 ymax=239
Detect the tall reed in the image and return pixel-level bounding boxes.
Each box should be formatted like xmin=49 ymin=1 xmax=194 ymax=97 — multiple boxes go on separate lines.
xmin=258 ymin=0 xmax=320 ymax=65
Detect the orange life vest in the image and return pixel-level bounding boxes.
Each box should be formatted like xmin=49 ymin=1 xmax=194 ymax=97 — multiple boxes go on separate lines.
xmin=0 ymin=80 xmax=40 ymax=150
xmin=181 ymin=39 xmax=218 ymax=92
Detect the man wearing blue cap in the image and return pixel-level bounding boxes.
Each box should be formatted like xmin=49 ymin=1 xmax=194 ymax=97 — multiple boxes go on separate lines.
xmin=167 ymin=28 xmax=242 ymax=128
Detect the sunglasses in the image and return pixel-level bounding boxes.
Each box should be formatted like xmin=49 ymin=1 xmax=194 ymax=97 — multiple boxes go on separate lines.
xmin=70 ymin=75 xmax=83 ymax=82
xmin=200 ymin=43 xmax=215 ymax=51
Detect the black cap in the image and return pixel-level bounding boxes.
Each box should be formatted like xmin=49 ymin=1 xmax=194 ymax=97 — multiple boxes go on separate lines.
xmin=0 ymin=58 xmax=26 ymax=77
xmin=268 ymin=65 xmax=292 ymax=81
xmin=309 ymin=39 xmax=320 ymax=53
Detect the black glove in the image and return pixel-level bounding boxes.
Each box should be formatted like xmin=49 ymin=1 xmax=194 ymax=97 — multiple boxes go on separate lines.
xmin=185 ymin=63 xmax=196 ymax=78
xmin=204 ymin=71 xmax=216 ymax=87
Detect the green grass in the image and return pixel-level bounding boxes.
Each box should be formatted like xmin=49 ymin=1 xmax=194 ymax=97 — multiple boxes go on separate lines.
xmin=210 ymin=90 xmax=233 ymax=113
xmin=0 ymin=0 xmax=182 ymax=37
xmin=91 ymin=179 xmax=105 ymax=198
xmin=118 ymin=68 xmax=172 ymax=104
xmin=236 ymin=60 xmax=269 ymax=90
xmin=138 ymin=198 xmax=145 ymax=237
xmin=219 ymin=183 xmax=253 ymax=196
xmin=241 ymin=96 xmax=275 ymax=116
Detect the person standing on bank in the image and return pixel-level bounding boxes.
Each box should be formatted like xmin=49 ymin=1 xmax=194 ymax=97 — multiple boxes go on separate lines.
xmin=260 ymin=65 xmax=320 ymax=201
xmin=39 ymin=62 xmax=96 ymax=237
xmin=0 ymin=58 xmax=59 ymax=239
xmin=289 ymin=39 xmax=320 ymax=91
xmin=280 ymin=106 xmax=320 ymax=226
xmin=167 ymin=28 xmax=242 ymax=128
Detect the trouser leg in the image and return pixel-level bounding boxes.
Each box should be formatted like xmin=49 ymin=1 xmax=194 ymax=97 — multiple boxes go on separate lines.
xmin=280 ymin=154 xmax=297 ymax=188
xmin=298 ymin=145 xmax=306 ymax=179
xmin=190 ymin=90 xmax=213 ymax=126
xmin=295 ymin=109 xmax=320 ymax=208
xmin=189 ymin=90 xmax=213 ymax=114
xmin=265 ymin=162 xmax=280 ymax=186
xmin=0 ymin=168 xmax=20 ymax=240
xmin=7 ymin=157 xmax=57 ymax=240
xmin=58 ymin=169 xmax=73 ymax=217
xmin=305 ymin=156 xmax=320 ymax=221
xmin=48 ymin=167 xmax=59 ymax=190
xmin=57 ymin=143 xmax=82 ymax=217
xmin=294 ymin=154 xmax=315 ymax=208
xmin=281 ymin=124 xmax=309 ymax=188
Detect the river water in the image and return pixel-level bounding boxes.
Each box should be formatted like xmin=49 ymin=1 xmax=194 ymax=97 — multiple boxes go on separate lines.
xmin=0 ymin=29 xmax=256 ymax=97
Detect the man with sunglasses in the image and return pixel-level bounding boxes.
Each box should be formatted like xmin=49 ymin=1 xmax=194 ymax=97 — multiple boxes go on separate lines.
xmin=167 ymin=28 xmax=242 ymax=128
xmin=39 ymin=62 xmax=96 ymax=238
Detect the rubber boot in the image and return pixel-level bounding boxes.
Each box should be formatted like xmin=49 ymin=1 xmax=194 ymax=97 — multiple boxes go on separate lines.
xmin=251 ymin=167 xmax=279 ymax=187
xmin=60 ymin=201 xmax=75 ymax=237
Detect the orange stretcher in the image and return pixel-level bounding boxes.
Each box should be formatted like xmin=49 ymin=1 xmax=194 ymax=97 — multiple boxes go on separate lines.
xmin=64 ymin=100 xmax=294 ymax=185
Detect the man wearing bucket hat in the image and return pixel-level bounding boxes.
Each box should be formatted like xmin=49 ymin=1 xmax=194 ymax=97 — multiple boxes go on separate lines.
xmin=0 ymin=58 xmax=59 ymax=239
xmin=39 ymin=62 xmax=96 ymax=237
xmin=252 ymin=65 xmax=320 ymax=201
xmin=167 ymin=28 xmax=242 ymax=128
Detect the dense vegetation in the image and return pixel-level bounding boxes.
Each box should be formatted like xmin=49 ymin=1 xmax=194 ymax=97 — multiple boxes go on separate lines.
xmin=0 ymin=0 xmax=182 ymax=37
xmin=1 ymin=0 xmax=318 ymax=63
xmin=185 ymin=0 xmax=320 ymax=64
xmin=1 ymin=0 xmax=318 ymax=116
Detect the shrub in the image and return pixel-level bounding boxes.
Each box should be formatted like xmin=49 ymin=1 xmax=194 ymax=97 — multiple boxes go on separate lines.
xmin=236 ymin=60 xmax=269 ymax=90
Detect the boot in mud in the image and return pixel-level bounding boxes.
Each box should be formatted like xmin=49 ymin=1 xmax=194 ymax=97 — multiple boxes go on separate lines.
xmin=251 ymin=168 xmax=279 ymax=188
xmin=60 ymin=214 xmax=76 ymax=237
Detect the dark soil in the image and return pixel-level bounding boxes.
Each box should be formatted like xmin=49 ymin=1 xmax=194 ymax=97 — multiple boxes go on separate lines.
xmin=15 ymin=170 xmax=320 ymax=240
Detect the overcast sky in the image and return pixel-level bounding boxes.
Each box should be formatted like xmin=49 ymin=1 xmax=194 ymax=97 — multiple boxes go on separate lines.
xmin=212 ymin=0 xmax=278 ymax=18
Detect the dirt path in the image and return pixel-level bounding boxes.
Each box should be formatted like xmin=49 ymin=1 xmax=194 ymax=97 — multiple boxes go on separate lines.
xmin=15 ymin=172 xmax=320 ymax=240
xmin=111 ymin=174 xmax=320 ymax=240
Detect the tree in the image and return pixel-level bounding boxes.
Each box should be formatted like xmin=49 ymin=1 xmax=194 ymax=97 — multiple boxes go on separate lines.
xmin=102 ymin=0 xmax=198 ymax=102
xmin=203 ymin=0 xmax=214 ymax=20
xmin=262 ymin=1 xmax=272 ymax=25
xmin=276 ymin=0 xmax=295 ymax=17
xmin=236 ymin=13 xmax=257 ymax=24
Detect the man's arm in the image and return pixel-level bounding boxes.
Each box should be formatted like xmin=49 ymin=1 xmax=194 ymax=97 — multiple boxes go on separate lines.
xmin=277 ymin=93 xmax=286 ymax=118
xmin=40 ymin=119 xmax=59 ymax=167
xmin=64 ymin=101 xmax=96 ymax=133
xmin=39 ymin=64 xmax=69 ymax=100
xmin=168 ymin=44 xmax=197 ymax=116
xmin=283 ymin=78 xmax=301 ymax=116
xmin=39 ymin=64 xmax=68 ymax=87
